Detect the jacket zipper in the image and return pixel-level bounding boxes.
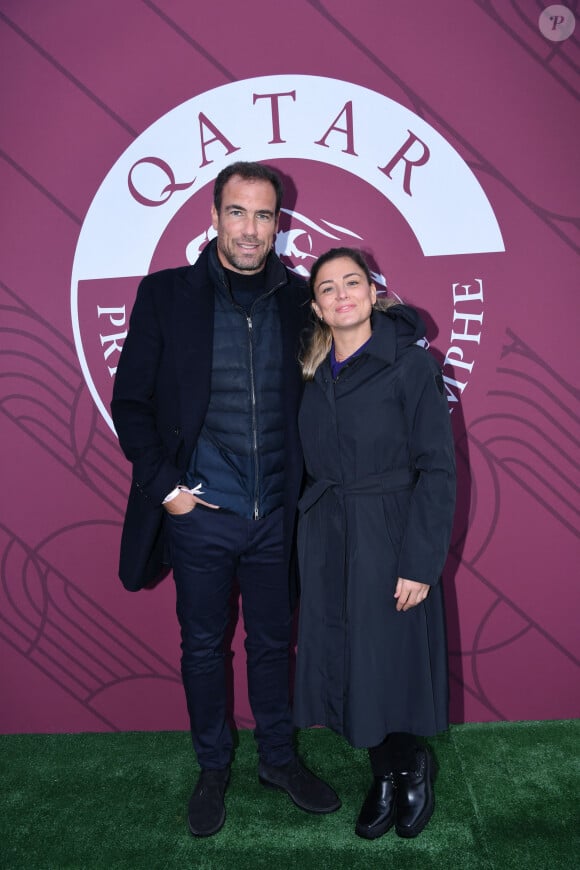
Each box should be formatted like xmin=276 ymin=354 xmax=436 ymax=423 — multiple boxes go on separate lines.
xmin=247 ymin=277 xmax=286 ymax=521
xmin=247 ymin=315 xmax=260 ymax=520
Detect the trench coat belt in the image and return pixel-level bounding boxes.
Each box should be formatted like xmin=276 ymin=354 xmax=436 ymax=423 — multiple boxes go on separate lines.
xmin=298 ymin=468 xmax=418 ymax=514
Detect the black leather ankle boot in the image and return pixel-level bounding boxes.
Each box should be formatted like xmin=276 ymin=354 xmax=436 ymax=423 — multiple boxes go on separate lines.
xmin=394 ymin=747 xmax=435 ymax=838
xmin=355 ymin=774 xmax=397 ymax=840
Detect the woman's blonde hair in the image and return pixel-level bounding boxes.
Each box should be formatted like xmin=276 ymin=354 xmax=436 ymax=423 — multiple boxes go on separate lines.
xmin=300 ymin=247 xmax=398 ymax=380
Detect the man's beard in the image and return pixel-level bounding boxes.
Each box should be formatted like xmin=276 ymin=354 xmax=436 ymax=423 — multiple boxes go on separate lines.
xmin=218 ymin=239 xmax=269 ymax=273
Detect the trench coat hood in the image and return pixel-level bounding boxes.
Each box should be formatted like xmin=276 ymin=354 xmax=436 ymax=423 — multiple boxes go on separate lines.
xmin=366 ymin=304 xmax=426 ymax=365
xmin=314 ymin=304 xmax=426 ymax=387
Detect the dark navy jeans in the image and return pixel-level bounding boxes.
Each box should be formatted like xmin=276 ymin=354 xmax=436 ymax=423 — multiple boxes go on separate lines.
xmin=168 ymin=505 xmax=294 ymax=770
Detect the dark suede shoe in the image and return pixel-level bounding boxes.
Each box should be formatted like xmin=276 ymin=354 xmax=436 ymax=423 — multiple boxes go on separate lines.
xmin=258 ymin=758 xmax=341 ymax=814
xmin=394 ymin=747 xmax=435 ymax=838
xmin=355 ymin=774 xmax=397 ymax=839
xmin=188 ymin=768 xmax=230 ymax=837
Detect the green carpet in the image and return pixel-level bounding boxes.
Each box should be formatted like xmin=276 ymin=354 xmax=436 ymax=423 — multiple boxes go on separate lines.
xmin=1 ymin=721 xmax=578 ymax=869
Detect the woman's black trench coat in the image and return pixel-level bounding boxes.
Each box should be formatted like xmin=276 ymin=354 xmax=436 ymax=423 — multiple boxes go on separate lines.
xmin=294 ymin=306 xmax=456 ymax=747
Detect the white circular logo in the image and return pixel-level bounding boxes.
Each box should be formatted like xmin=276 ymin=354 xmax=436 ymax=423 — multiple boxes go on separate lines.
xmin=71 ymin=75 xmax=504 ymax=431
xmin=539 ymin=5 xmax=576 ymax=41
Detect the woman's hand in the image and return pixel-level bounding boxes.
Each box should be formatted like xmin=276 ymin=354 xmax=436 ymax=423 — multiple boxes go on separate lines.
xmin=394 ymin=577 xmax=430 ymax=612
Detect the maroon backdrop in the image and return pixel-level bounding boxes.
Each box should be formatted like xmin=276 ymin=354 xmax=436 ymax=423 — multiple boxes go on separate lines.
xmin=1 ymin=0 xmax=578 ymax=734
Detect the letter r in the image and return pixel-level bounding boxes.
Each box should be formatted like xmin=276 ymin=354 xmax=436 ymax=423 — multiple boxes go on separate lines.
xmin=378 ymin=131 xmax=430 ymax=196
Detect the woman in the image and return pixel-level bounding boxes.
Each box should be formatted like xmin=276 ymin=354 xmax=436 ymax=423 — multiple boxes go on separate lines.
xmin=294 ymin=247 xmax=456 ymax=840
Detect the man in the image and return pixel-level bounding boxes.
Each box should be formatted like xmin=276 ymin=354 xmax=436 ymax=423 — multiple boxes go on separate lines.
xmin=111 ymin=161 xmax=340 ymax=837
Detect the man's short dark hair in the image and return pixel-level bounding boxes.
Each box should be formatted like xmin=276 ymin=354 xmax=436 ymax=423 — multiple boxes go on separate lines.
xmin=213 ymin=161 xmax=284 ymax=215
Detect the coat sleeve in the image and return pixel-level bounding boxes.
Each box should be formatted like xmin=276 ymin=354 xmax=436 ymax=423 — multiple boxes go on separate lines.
xmin=397 ymin=348 xmax=456 ymax=585
xmin=111 ymin=274 xmax=182 ymax=505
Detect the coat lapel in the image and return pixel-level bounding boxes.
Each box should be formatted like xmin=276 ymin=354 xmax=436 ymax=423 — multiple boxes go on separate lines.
xmin=173 ymin=263 xmax=214 ymax=445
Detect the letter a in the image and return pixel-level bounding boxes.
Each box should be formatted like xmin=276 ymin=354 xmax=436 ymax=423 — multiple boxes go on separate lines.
xmin=315 ymin=101 xmax=358 ymax=155
xmin=198 ymin=113 xmax=240 ymax=168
